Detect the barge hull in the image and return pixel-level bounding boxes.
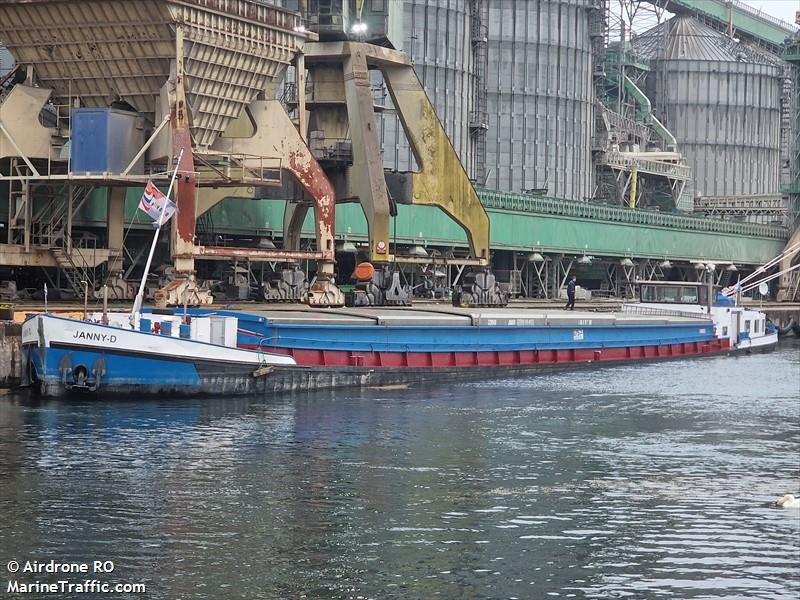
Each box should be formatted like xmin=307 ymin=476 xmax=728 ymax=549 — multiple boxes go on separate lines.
xmin=29 ymin=337 xmax=747 ymax=399
xmin=251 ymin=339 xmax=728 ymax=369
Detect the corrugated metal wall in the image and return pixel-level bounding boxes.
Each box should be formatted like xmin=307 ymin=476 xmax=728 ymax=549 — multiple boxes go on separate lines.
xmin=484 ymin=0 xmax=594 ymax=199
xmin=0 ymin=45 xmax=13 ymax=75
xmin=379 ymin=0 xmax=475 ymax=175
xmin=639 ymin=18 xmax=783 ymax=199
xmin=379 ymin=0 xmax=594 ymax=200
xmin=656 ymin=60 xmax=782 ymax=198
xmin=660 ymin=61 xmax=782 ymax=198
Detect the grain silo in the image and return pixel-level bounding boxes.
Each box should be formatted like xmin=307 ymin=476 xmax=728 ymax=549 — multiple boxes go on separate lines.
xmin=379 ymin=0 xmax=475 ymax=177
xmin=635 ymin=17 xmax=783 ymax=200
xmin=484 ymin=0 xmax=595 ymax=199
xmin=378 ymin=0 xmax=595 ymax=200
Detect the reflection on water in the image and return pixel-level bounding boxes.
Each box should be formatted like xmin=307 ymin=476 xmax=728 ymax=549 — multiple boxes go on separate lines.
xmin=1 ymin=343 xmax=798 ymax=599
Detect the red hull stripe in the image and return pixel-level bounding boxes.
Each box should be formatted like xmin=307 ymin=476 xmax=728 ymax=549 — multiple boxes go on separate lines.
xmin=241 ymin=339 xmax=730 ymax=368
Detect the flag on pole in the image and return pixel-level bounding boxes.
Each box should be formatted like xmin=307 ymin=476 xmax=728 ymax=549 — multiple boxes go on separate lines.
xmin=139 ymin=180 xmax=176 ymax=225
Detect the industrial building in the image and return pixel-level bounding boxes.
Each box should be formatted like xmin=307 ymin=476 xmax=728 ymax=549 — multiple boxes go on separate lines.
xmin=0 ymin=0 xmax=797 ymax=306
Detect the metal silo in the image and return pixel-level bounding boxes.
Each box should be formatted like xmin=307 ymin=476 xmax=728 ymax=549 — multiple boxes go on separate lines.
xmin=485 ymin=0 xmax=595 ymax=198
xmin=379 ymin=0 xmax=475 ymax=176
xmin=635 ymin=17 xmax=783 ymax=200
xmin=0 ymin=45 xmax=12 ymax=76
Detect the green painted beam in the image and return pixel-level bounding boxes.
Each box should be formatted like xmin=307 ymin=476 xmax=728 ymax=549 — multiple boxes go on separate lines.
xmin=478 ymin=191 xmax=787 ymax=239
xmin=649 ymin=0 xmax=796 ymax=50
xmin=73 ymin=189 xmax=788 ymax=266
xmin=484 ymin=206 xmax=785 ymax=265
xmin=196 ymin=199 xmax=784 ymax=266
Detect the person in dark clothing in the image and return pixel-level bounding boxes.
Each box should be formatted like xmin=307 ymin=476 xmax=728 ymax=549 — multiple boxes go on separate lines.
xmin=565 ymin=275 xmax=577 ymax=310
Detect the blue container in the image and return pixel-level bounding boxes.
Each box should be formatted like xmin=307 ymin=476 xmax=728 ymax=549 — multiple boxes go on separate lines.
xmin=139 ymin=318 xmax=151 ymax=333
xmin=70 ymin=108 xmax=144 ymax=174
xmin=179 ymin=324 xmax=191 ymax=339
xmin=160 ymin=321 xmax=172 ymax=336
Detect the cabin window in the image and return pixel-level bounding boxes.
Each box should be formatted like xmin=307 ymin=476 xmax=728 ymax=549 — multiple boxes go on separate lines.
xmin=641 ymin=284 xmax=703 ymax=304
xmin=754 ymin=320 xmax=759 ymax=333
xmin=744 ymin=320 xmax=751 ymax=332
xmin=722 ymin=326 xmax=728 ymax=336
xmin=660 ymin=286 xmax=681 ymax=302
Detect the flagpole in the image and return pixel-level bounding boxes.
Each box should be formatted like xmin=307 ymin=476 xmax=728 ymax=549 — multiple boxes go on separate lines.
xmin=129 ymin=148 xmax=185 ymax=327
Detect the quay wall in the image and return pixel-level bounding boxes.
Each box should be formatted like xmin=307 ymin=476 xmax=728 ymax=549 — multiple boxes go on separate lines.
xmin=0 ymin=322 xmax=21 ymax=387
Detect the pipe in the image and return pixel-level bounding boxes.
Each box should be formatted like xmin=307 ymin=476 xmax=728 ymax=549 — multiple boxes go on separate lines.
xmin=629 ymin=164 xmax=638 ymax=209
xmin=623 ymin=75 xmax=677 ymax=150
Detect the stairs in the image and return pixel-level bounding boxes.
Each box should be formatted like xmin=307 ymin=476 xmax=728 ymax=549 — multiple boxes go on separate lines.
xmin=31 ymin=184 xmax=94 ymax=247
xmin=51 ymin=245 xmax=94 ymax=298
xmin=7 ymin=158 xmax=31 ymax=247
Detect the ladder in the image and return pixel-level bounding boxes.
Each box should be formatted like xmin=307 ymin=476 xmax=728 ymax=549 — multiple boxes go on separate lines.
xmin=7 ymin=158 xmax=31 ymax=248
xmin=469 ymin=0 xmax=488 ymax=184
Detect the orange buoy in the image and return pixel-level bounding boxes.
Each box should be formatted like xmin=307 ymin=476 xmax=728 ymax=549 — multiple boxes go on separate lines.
xmin=354 ymin=261 xmax=376 ymax=282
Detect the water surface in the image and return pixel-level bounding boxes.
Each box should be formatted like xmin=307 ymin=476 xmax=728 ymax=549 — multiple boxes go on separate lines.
xmin=1 ymin=343 xmax=798 ymax=599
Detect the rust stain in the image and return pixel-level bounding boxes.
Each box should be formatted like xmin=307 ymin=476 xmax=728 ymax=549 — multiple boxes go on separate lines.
xmin=287 ymin=144 xmax=336 ymax=261
xmin=171 ymin=110 xmax=196 ymax=246
xmin=198 ymin=246 xmax=323 ymax=261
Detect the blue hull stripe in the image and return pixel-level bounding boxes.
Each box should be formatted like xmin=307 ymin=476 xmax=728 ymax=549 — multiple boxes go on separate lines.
xmin=236 ymin=323 xmax=714 ymax=353
xmin=30 ymin=346 xmax=202 ymax=387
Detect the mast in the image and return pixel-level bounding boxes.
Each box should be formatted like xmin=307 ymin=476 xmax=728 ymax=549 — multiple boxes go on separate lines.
xmin=129 ymin=148 xmax=185 ymax=327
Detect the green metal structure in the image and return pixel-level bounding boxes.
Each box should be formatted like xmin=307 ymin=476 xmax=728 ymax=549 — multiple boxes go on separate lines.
xmin=648 ymin=0 xmax=795 ymax=52
xmin=74 ymin=189 xmax=787 ymax=266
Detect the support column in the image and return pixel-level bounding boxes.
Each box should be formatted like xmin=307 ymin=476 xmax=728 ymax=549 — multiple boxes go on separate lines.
xmin=171 ymin=25 xmax=197 ymax=275
xmin=342 ymin=44 xmax=392 ymax=262
xmin=106 ymin=187 xmax=125 ymax=273
xmin=296 ymin=52 xmax=307 ymax=142
xmin=382 ymin=60 xmax=490 ymax=262
xmin=284 ymin=202 xmax=310 ymax=252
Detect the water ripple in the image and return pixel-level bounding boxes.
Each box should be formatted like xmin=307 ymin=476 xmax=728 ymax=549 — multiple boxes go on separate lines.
xmin=0 ymin=343 xmax=798 ymax=599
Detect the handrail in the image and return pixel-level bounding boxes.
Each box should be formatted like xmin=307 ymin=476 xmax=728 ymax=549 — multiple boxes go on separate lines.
xmin=599 ymin=151 xmax=692 ymax=179
xmin=725 ymin=0 xmax=796 ymax=31
xmin=478 ymin=190 xmax=789 ymax=240
xmin=621 ymin=304 xmax=712 ymax=321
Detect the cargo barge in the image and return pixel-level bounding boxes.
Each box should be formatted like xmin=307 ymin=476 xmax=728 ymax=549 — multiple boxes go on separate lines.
xmin=20 ymin=281 xmax=777 ymax=398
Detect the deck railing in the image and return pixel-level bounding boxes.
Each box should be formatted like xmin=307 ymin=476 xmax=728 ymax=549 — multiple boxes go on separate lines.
xmin=621 ymin=304 xmax=712 ymax=321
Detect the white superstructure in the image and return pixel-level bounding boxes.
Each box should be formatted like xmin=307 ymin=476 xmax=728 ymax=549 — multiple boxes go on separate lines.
xmin=624 ymin=281 xmax=778 ymax=352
